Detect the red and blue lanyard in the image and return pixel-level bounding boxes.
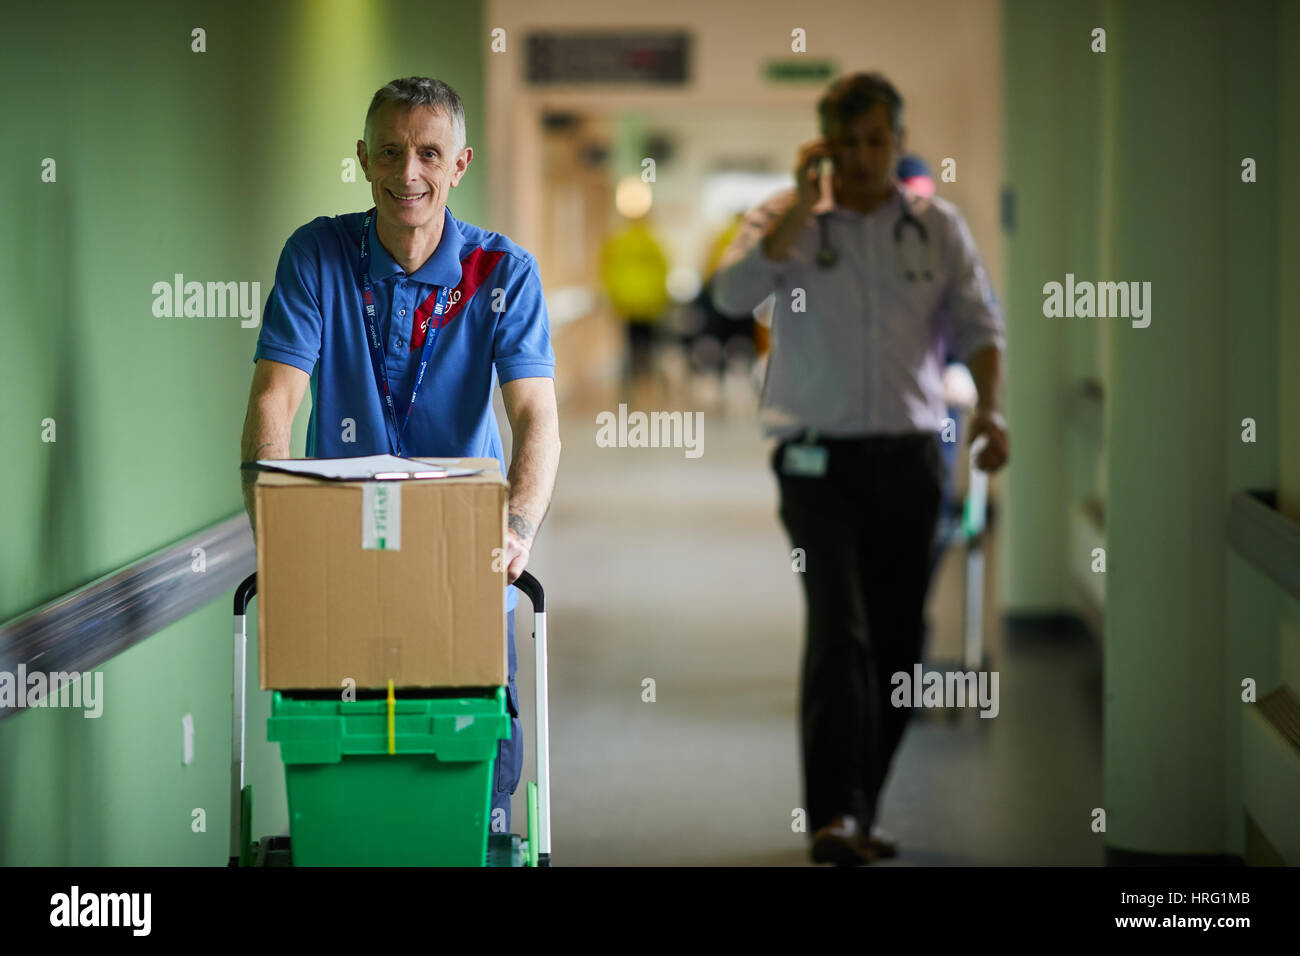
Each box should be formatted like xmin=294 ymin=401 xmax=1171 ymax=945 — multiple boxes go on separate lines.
xmin=357 ymin=207 xmax=449 ymax=457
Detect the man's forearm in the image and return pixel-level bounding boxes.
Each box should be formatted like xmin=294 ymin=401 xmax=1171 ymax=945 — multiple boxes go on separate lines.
xmin=505 ymin=411 xmax=561 ymax=548
xmin=966 ymin=345 xmax=1004 ymax=412
xmin=240 ymin=404 xmax=293 ymax=528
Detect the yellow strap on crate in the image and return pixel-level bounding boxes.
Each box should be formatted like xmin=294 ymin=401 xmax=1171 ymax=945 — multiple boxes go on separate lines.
xmin=387 ymin=679 xmax=396 ymax=755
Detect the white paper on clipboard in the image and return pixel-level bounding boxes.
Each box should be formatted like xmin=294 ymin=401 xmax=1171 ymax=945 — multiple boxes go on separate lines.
xmin=254 ymin=454 xmax=482 ymax=481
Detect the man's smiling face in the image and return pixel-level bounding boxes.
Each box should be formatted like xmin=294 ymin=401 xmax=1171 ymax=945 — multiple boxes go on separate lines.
xmin=357 ymin=102 xmax=471 ymax=231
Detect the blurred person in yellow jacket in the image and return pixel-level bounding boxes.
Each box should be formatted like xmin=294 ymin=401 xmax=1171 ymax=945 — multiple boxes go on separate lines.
xmin=600 ymin=216 xmax=669 ymax=399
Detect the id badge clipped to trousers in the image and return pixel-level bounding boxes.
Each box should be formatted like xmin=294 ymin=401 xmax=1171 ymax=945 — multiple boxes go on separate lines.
xmin=781 ymin=430 xmax=829 ymax=478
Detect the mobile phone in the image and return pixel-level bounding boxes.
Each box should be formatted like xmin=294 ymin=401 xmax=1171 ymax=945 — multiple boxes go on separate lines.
xmin=817 ymin=156 xmax=834 ymax=178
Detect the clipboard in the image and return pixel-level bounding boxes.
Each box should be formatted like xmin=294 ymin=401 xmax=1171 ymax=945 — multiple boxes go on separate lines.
xmin=240 ymin=454 xmax=484 ymax=482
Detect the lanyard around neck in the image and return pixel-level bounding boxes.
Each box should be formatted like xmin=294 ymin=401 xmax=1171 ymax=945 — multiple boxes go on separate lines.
xmin=357 ymin=207 xmax=449 ymax=457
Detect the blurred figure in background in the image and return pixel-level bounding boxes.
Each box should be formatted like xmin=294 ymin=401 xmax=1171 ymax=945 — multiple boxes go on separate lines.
xmin=896 ymin=153 xmax=936 ymax=198
xmin=600 ymin=212 xmax=670 ymax=402
xmin=685 ymin=212 xmax=760 ymax=407
xmin=897 ymin=153 xmax=984 ymax=658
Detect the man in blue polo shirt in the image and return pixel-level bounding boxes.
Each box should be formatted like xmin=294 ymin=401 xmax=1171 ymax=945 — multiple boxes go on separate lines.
xmin=239 ymin=77 xmax=561 ymax=834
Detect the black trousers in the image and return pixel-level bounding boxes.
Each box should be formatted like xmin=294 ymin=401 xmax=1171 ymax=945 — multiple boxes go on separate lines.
xmin=771 ymin=432 xmax=945 ymax=832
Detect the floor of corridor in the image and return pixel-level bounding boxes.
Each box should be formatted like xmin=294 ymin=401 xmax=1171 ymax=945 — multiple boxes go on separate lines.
xmin=506 ymin=366 xmax=1104 ymax=866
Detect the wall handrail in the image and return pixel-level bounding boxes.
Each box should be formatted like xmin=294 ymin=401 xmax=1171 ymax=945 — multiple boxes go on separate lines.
xmin=0 ymin=515 xmax=255 ymax=720
xmin=1227 ymin=490 xmax=1300 ymax=602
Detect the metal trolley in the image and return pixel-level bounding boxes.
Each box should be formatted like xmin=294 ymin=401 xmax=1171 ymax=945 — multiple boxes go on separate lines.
xmin=228 ymin=570 xmax=553 ymax=867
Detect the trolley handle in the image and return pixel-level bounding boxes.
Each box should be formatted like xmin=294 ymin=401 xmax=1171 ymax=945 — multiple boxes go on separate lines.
xmin=234 ymin=573 xmax=258 ymax=616
xmin=513 ymin=568 xmax=551 ymax=864
xmin=513 ymin=569 xmax=544 ymax=614
xmin=237 ymin=571 xmax=539 ymax=616
xmin=233 ymin=568 xmax=547 ymax=666
xmin=230 ymin=572 xmax=257 ymax=866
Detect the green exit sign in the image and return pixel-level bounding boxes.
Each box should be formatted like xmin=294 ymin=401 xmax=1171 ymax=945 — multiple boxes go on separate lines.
xmin=764 ymin=59 xmax=837 ymax=83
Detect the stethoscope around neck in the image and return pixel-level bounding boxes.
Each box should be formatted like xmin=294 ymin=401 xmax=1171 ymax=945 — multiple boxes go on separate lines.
xmin=815 ymin=194 xmax=934 ymax=281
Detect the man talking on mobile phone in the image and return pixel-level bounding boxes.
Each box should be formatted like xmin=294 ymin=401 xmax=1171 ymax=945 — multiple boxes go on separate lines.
xmin=712 ymin=71 xmax=1008 ymax=865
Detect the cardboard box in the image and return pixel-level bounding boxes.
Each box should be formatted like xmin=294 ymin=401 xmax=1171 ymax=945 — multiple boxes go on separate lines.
xmin=254 ymin=458 xmax=507 ymax=691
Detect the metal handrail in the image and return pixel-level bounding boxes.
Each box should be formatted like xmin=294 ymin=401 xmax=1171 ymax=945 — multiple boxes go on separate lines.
xmin=1227 ymin=490 xmax=1300 ymax=603
xmin=0 ymin=515 xmax=255 ymax=719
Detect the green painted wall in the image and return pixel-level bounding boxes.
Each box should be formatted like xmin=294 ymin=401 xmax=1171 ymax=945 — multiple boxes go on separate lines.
xmin=1001 ymin=0 xmax=1106 ymax=615
xmin=1005 ymin=0 xmax=1294 ymax=856
xmin=1101 ymin=0 xmax=1293 ymax=859
xmin=0 ymin=0 xmax=486 ymax=865
xmin=1102 ymin=0 xmax=1234 ymax=855
xmin=1222 ymin=0 xmax=1285 ymax=859
xmin=1277 ymin=2 xmax=1300 ymax=716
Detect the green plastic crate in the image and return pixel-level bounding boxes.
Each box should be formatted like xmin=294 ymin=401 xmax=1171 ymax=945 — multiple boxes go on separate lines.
xmin=267 ymin=688 xmax=512 ymax=867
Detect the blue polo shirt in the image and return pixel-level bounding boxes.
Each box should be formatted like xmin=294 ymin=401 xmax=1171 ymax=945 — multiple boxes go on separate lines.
xmin=254 ymin=205 xmax=555 ymax=612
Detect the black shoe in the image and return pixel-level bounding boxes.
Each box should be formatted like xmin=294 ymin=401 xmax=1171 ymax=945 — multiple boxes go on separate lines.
xmin=810 ymin=815 xmax=876 ymax=866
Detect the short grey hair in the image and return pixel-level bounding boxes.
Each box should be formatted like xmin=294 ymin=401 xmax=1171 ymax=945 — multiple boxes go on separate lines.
xmin=363 ymin=77 xmax=467 ymax=154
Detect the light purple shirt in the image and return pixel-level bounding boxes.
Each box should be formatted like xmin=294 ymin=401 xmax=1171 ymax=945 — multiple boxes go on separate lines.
xmin=712 ymin=184 xmax=1005 ymax=440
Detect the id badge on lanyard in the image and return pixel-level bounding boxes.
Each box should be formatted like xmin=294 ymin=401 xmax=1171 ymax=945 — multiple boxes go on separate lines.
xmin=357 ymin=207 xmax=449 ymax=458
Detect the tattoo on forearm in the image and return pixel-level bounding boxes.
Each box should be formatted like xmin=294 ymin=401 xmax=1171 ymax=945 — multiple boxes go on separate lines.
xmin=508 ymin=511 xmax=535 ymax=544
